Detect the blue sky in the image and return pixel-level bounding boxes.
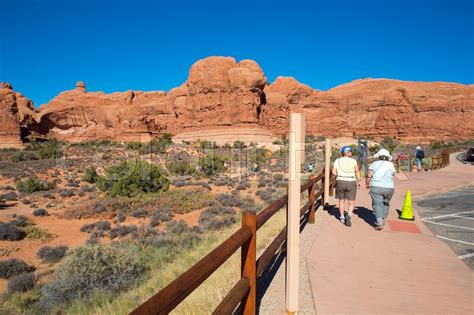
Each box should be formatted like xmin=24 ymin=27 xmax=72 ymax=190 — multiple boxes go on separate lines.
xmin=0 ymin=0 xmax=472 ymax=107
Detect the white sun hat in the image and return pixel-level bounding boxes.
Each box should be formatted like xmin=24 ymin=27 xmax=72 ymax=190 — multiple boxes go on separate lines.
xmin=374 ymin=148 xmax=392 ymax=161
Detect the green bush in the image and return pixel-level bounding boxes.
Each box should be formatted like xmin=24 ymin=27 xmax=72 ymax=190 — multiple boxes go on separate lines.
xmin=125 ymin=141 xmax=144 ymax=151
xmin=233 ymin=140 xmax=246 ymax=149
xmin=25 ymin=140 xmax=63 ymax=159
xmin=380 ymin=136 xmax=398 ymax=153
xmin=16 ymin=177 xmax=54 ymax=193
xmin=198 ymin=155 xmax=227 ymax=177
xmin=96 ymin=159 xmax=169 ymax=197
xmin=11 ymin=151 xmax=39 ymax=162
xmin=166 ymin=159 xmax=196 ymax=176
xmin=248 ymin=147 xmax=269 ymax=166
xmin=81 ymin=167 xmax=98 ymax=183
xmin=139 ymin=134 xmax=173 ymax=155
xmin=39 ymin=243 xmax=147 ymax=311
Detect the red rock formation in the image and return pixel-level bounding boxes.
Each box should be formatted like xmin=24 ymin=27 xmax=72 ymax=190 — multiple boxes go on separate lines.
xmin=5 ymin=56 xmax=473 ymax=145
xmin=0 ymin=83 xmax=37 ymax=148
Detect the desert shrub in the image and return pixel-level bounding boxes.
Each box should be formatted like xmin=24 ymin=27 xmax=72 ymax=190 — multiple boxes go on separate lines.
xmin=233 ymin=140 xmax=246 ymax=149
xmin=248 ymin=146 xmax=269 ymax=166
xmin=149 ymin=207 xmax=173 ymax=227
xmin=216 ymin=193 xmax=244 ymax=208
xmin=96 ymin=159 xmax=169 ymax=197
xmin=12 ymin=151 xmax=39 ymax=161
xmin=16 ymin=177 xmax=54 ymax=193
xmin=37 ymin=246 xmax=68 ymax=263
xmin=108 ymin=224 xmax=137 ymax=239
xmin=198 ymin=155 xmax=227 ymax=177
xmin=38 ymin=141 xmax=63 ymax=159
xmin=93 ymin=201 xmax=106 ymax=213
xmin=42 ymin=192 xmax=56 ymax=199
xmin=199 ymin=205 xmax=236 ymax=231
xmin=39 ymin=243 xmax=147 ymax=310
xmin=79 ymin=185 xmax=96 ymax=193
xmin=125 ymin=141 xmax=143 ymax=151
xmin=380 ymin=136 xmax=398 ymax=153
xmin=1 ymin=191 xmax=18 ymax=201
xmin=172 ymin=180 xmax=186 ymax=187
xmin=24 ymin=226 xmax=50 ymax=240
xmin=156 ymin=188 xmax=213 ymax=214
xmin=10 ymin=215 xmax=29 ymax=227
xmin=131 ymin=208 xmax=148 ymax=218
xmin=21 ymin=198 xmax=32 ymax=204
xmin=138 ymin=134 xmax=173 ymax=155
xmin=32 ymin=208 xmax=49 ymax=217
xmin=236 ymin=180 xmax=251 ymax=190
xmin=116 ymin=212 xmax=126 ymax=222
xmin=0 ymin=258 xmax=35 ymax=279
xmin=165 ymin=220 xmax=189 ymax=234
xmin=7 ymin=272 xmax=37 ymax=295
xmin=67 ymin=181 xmax=79 ymax=187
xmin=80 ymin=221 xmax=111 ymax=234
xmin=80 ymin=223 xmax=96 ymax=233
xmin=166 ymin=160 xmax=196 ymax=176
xmin=215 ymin=178 xmax=234 ymax=187
xmin=256 ymin=189 xmax=274 ymax=202
xmin=81 ymin=167 xmax=98 ymax=183
xmin=59 ymin=189 xmax=75 ymax=198
xmin=0 ymin=222 xmax=26 ymax=241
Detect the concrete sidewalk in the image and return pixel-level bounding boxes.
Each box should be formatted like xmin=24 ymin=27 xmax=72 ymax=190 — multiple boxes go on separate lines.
xmin=307 ymin=154 xmax=474 ymax=315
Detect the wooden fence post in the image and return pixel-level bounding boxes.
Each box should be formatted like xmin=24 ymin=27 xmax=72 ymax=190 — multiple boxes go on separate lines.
xmin=324 ymin=139 xmax=331 ymax=206
xmin=308 ymin=176 xmax=315 ymax=224
xmin=241 ymin=211 xmax=257 ymax=315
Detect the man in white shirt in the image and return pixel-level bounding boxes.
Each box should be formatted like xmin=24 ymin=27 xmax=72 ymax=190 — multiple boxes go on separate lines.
xmin=332 ymin=146 xmax=361 ymax=226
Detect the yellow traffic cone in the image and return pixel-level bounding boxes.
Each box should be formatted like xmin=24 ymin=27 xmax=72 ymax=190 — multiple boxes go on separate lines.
xmin=399 ymin=190 xmax=415 ymax=221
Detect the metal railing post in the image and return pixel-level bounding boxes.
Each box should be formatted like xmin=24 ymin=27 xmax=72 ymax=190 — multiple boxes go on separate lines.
xmin=241 ymin=211 xmax=257 ymax=315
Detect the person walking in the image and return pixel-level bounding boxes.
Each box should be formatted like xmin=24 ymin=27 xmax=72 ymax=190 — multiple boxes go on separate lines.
xmin=332 ymin=146 xmax=361 ymax=226
xmin=368 ymin=148 xmax=395 ymax=230
xmin=415 ymin=146 xmax=425 ymax=171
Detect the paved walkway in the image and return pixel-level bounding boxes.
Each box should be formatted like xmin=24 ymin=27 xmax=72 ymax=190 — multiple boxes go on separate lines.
xmin=307 ymin=154 xmax=474 ymax=314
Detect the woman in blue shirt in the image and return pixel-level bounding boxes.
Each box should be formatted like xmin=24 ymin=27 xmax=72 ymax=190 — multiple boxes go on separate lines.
xmin=368 ymin=149 xmax=395 ymax=230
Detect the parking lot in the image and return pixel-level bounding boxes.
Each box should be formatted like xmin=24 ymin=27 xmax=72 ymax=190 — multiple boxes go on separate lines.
xmin=415 ymin=185 xmax=474 ymax=270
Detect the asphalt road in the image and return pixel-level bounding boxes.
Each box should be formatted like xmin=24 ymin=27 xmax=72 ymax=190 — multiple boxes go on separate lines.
xmin=415 ymin=185 xmax=474 ymax=270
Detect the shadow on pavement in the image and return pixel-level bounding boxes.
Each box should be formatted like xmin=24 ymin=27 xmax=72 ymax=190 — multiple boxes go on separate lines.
xmin=255 ymin=212 xmax=310 ymax=313
xmin=353 ymin=206 xmax=376 ymax=227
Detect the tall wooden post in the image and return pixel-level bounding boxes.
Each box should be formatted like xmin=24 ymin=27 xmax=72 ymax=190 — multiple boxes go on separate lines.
xmin=308 ymin=176 xmax=315 ymax=224
xmin=286 ymin=112 xmax=304 ymax=314
xmin=324 ymin=139 xmax=331 ymax=206
xmin=241 ymin=211 xmax=257 ymax=315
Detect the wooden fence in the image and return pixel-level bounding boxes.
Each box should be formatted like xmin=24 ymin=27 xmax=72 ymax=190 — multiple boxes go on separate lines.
xmin=131 ymin=169 xmax=333 ymax=315
xmin=395 ymin=149 xmax=451 ymax=173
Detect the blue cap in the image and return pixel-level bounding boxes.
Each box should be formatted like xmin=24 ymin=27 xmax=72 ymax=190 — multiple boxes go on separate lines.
xmin=341 ymin=146 xmax=352 ymax=154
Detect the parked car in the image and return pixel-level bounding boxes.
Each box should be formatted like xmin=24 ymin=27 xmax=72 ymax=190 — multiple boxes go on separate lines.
xmin=466 ymin=148 xmax=474 ymax=162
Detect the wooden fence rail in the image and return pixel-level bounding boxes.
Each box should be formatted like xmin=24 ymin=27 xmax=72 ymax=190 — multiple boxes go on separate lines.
xmin=131 ymin=169 xmax=331 ymax=315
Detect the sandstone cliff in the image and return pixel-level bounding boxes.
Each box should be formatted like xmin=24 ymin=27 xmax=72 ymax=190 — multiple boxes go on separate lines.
xmin=1 ymin=56 xmax=472 ymax=147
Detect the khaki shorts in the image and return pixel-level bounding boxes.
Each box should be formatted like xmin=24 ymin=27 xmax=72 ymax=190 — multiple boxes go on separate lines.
xmin=335 ymin=180 xmax=357 ymax=201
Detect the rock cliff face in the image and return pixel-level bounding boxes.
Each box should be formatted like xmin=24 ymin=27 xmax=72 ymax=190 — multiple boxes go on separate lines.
xmin=262 ymin=77 xmax=473 ymax=141
xmin=2 ymin=56 xmax=473 ymax=147
xmin=0 ymin=83 xmax=36 ymax=148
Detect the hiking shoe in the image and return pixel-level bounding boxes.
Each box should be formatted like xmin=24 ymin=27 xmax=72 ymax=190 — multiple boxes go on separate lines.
xmin=340 ymin=216 xmax=345 ymax=224
xmin=374 ymin=223 xmax=384 ymax=231
xmin=345 ymin=213 xmax=352 ymax=227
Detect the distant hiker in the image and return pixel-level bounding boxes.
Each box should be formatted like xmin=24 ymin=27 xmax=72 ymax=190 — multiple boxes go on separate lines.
xmin=415 ymin=146 xmax=425 ymax=171
xmin=368 ymin=149 xmax=395 ymax=230
xmin=307 ymin=162 xmax=314 ymax=173
xmin=332 ymin=146 xmax=361 ymax=227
